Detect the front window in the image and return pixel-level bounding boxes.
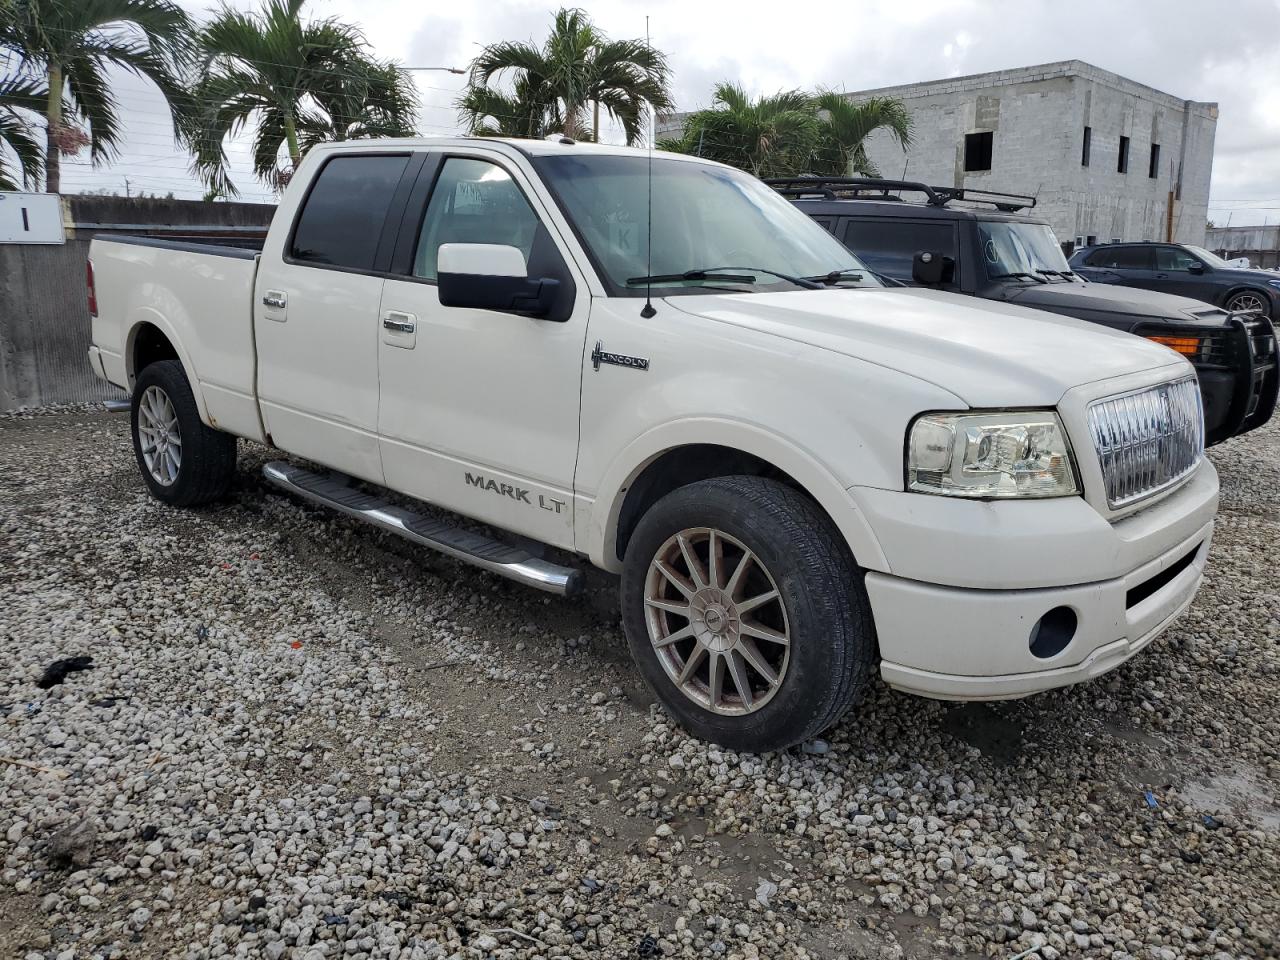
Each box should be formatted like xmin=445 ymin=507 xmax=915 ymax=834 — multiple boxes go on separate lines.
xmin=1181 ymin=245 xmax=1232 ymax=270
xmin=532 ymin=154 xmax=878 ymax=295
xmin=976 ymin=220 xmax=1074 ymax=281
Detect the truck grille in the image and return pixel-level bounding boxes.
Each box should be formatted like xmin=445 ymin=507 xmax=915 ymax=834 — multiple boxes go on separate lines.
xmin=1087 ymin=377 xmax=1204 ymax=508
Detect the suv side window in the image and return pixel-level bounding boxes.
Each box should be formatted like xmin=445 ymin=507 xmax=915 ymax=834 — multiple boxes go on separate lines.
xmin=1156 ymin=246 xmax=1201 ymax=271
xmin=414 ymin=157 xmax=543 ymax=280
xmin=1084 ymin=245 xmax=1153 ymax=269
xmin=289 ymin=154 xmax=409 ymax=270
xmin=841 ymin=218 xmax=958 ymax=281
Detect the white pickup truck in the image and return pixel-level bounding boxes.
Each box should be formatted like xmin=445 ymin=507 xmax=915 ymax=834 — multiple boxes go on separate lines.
xmin=88 ymin=137 xmax=1218 ymax=751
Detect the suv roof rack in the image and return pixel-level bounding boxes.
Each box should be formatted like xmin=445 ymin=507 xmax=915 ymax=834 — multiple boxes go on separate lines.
xmin=764 ymin=176 xmax=1037 ymax=212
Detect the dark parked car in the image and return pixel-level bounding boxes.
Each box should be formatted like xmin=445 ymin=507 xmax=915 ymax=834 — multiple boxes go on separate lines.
xmin=769 ymin=177 xmax=1277 ymax=445
xmin=1069 ymin=242 xmax=1280 ymax=320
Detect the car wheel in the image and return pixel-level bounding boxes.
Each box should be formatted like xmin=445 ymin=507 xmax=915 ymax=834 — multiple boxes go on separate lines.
xmin=1225 ymin=290 xmax=1268 ymax=315
xmin=621 ymin=475 xmax=876 ymax=752
xmin=131 ymin=359 xmax=237 ymax=507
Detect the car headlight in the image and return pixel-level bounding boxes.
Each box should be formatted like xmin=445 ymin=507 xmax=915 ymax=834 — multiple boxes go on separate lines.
xmin=907 ymin=411 xmax=1079 ymax=498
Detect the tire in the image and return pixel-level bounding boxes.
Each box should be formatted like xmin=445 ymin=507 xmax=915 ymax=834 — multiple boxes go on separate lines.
xmin=130 ymin=359 xmax=236 ymax=507
xmin=621 ymin=475 xmax=876 ymax=752
xmin=1225 ymin=290 xmax=1268 ymax=316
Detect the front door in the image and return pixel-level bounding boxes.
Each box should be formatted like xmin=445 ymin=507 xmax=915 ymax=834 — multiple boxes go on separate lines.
xmin=254 ymin=151 xmax=419 ymax=483
xmin=1151 ymin=246 xmax=1216 ymax=302
xmin=375 ymin=151 xmax=588 ymax=548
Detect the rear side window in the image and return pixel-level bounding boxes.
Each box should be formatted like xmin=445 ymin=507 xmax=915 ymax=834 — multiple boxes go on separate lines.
xmin=290 ymin=155 xmax=409 ymax=270
xmin=1085 ymin=245 xmax=1153 ymax=269
xmin=842 ymin=219 xmax=958 ymax=280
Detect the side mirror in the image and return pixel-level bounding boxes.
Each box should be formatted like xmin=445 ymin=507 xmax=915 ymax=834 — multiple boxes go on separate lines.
xmin=911 ymin=251 xmax=954 ymax=285
xmin=437 ymin=243 xmax=560 ymax=316
xmin=1187 ymin=261 xmax=1206 ymax=275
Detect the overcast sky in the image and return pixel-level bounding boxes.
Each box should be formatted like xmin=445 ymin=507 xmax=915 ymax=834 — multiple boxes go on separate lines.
xmin=53 ymin=0 xmax=1280 ymax=226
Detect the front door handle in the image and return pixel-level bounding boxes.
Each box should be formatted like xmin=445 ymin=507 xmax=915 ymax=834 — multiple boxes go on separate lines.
xmin=262 ymin=291 xmax=287 ymax=309
xmin=382 ymin=311 xmax=416 ymax=333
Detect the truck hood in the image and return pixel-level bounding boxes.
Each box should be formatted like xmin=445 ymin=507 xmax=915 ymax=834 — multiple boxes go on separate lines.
xmin=667 ymin=287 xmax=1189 ymax=407
xmin=1004 ymin=280 xmax=1230 ymax=325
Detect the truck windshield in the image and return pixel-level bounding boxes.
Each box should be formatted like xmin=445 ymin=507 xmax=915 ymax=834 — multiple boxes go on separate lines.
xmin=533 ymin=153 xmax=878 ymax=295
xmin=977 ymin=220 xmax=1074 ymax=281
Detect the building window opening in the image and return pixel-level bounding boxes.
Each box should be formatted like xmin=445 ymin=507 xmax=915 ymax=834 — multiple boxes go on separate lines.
xmin=964 ymin=131 xmax=993 ymax=172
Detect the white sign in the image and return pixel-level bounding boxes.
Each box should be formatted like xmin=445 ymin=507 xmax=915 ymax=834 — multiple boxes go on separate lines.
xmin=0 ymin=192 xmax=65 ymax=244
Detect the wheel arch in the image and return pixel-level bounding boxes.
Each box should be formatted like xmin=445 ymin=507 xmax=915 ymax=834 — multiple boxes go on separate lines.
xmin=124 ymin=314 xmax=210 ymax=423
xmin=586 ymin=421 xmax=890 ymax=575
xmin=1221 ymin=285 xmax=1271 ymax=311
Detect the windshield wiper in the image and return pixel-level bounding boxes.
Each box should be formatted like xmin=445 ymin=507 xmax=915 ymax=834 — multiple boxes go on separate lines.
xmin=626 ymin=267 xmax=821 ymax=289
xmin=1035 ymin=269 xmax=1079 ymax=281
xmin=804 ymin=268 xmax=867 ymax=286
xmin=989 ymin=271 xmax=1049 ymax=284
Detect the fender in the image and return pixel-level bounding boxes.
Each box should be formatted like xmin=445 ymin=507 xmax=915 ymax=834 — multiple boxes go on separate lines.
xmin=124 ymin=307 xmax=210 ymax=426
xmin=579 ymin=416 xmax=892 ymax=575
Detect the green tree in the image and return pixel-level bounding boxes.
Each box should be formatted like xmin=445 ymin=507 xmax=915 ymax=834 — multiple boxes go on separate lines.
xmin=0 ymin=0 xmax=193 ymax=193
xmin=461 ymin=7 xmax=671 ymax=145
xmin=661 ymin=84 xmax=818 ymax=178
xmin=457 ymin=76 xmax=558 ymax=139
xmin=810 ymin=92 xmax=912 ymax=177
xmin=189 ymin=0 xmax=418 ymax=194
xmin=0 ymin=76 xmax=44 ymax=190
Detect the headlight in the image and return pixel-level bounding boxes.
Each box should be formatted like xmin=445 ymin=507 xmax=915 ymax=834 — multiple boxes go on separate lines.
xmin=907 ymin=411 xmax=1079 ymax=498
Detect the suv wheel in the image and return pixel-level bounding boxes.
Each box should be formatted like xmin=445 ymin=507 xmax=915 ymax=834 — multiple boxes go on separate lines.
xmin=131 ymin=360 xmax=237 ymax=506
xmin=1226 ymin=290 xmax=1268 ymax=315
xmin=621 ymin=476 xmax=876 ymax=752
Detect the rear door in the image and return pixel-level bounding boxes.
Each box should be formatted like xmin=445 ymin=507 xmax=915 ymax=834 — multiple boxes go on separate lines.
xmin=373 ymin=150 xmax=588 ymax=548
xmin=839 ymin=217 xmax=960 ymax=287
xmin=254 ymin=151 xmax=421 ymax=483
xmin=1075 ymin=244 xmax=1155 ymax=288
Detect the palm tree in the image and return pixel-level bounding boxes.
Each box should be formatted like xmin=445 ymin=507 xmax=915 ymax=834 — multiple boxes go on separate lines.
xmin=811 ymin=92 xmax=912 ymax=177
xmin=665 ymin=84 xmax=819 ymax=178
xmin=0 ymin=75 xmax=44 ymax=190
xmin=458 ymin=76 xmax=559 ymax=140
xmin=462 ymin=7 xmax=671 ymax=145
xmin=189 ymin=0 xmax=418 ymax=194
xmin=0 ymin=0 xmax=193 ymax=193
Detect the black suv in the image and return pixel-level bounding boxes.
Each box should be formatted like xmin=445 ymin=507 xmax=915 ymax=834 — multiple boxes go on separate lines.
xmin=770 ymin=177 xmax=1277 ymax=445
xmin=1069 ymin=242 xmax=1280 ymax=320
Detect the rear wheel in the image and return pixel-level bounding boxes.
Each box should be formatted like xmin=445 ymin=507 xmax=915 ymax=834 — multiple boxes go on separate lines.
xmin=621 ymin=476 xmax=876 ymax=752
xmin=131 ymin=360 xmax=236 ymax=506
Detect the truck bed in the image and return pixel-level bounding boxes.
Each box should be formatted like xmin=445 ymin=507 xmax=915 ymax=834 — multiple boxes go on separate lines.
xmin=89 ymin=234 xmax=266 ymax=443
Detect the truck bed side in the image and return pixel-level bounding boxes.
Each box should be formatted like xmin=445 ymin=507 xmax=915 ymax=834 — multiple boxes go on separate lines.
xmin=89 ymin=236 xmax=266 ymax=443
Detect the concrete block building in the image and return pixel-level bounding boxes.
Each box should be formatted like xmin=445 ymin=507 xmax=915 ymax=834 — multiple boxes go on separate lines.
xmin=662 ymin=60 xmax=1217 ymax=251
xmin=1205 ymin=224 xmax=1280 ymax=270
xmin=848 ymin=61 xmax=1217 ymax=251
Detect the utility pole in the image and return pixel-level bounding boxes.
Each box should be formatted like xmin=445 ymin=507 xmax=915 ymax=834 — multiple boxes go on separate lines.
xmin=124 ymin=177 xmax=132 ymax=199
xmin=593 ymin=101 xmax=599 ymax=142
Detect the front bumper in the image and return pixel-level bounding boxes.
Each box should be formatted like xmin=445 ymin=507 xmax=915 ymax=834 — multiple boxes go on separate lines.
xmin=854 ymin=457 xmax=1218 ymax=701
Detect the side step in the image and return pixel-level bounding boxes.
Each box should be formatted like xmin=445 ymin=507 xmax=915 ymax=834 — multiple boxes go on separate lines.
xmin=262 ymin=461 xmax=583 ymax=597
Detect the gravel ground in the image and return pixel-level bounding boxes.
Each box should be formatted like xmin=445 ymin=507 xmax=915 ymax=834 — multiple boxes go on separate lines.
xmin=1 ymin=406 xmax=1278 ymax=960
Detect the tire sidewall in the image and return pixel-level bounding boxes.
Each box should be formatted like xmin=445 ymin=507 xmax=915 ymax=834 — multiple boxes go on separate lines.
xmin=131 ymin=361 xmax=201 ymax=506
xmin=621 ymin=481 xmax=863 ymax=752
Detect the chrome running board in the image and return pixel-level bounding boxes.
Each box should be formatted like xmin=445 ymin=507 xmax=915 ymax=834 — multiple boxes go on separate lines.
xmin=262 ymin=461 xmax=583 ymax=597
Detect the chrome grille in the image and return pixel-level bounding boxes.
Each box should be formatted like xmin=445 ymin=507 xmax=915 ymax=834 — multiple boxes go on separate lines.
xmin=1087 ymin=378 xmax=1204 ymax=508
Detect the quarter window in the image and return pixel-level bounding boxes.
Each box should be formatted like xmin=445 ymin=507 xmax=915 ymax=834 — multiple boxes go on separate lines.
xmin=842 ymin=219 xmax=958 ymax=281
xmin=289 ymin=154 xmax=409 ymax=270
xmin=414 ymin=158 xmax=541 ymax=280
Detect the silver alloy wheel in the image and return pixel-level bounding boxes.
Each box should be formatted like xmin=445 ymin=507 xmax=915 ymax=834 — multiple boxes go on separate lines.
xmin=643 ymin=527 xmax=790 ymax=715
xmin=1228 ymin=292 xmax=1267 ymax=315
xmin=138 ymin=385 xmax=182 ymax=486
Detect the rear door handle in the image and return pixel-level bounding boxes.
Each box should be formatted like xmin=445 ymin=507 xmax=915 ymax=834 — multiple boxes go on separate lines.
xmin=262 ymin=291 xmax=287 ymax=309
xmin=382 ymin=311 xmax=416 ymax=333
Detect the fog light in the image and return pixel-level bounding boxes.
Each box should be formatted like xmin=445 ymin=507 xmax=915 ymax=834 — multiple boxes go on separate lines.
xmin=1029 ymin=606 xmax=1077 ymax=659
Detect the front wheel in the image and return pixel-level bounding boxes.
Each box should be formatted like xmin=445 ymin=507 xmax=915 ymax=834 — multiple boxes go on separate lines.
xmin=1225 ymin=290 xmax=1268 ymax=316
xmin=130 ymin=359 xmax=237 ymax=507
xmin=621 ymin=476 xmax=876 ymax=752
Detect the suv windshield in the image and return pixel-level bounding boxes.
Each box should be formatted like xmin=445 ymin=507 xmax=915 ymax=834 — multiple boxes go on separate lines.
xmin=533 ymin=153 xmax=878 ymax=295
xmin=977 ymin=220 xmax=1073 ymax=281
